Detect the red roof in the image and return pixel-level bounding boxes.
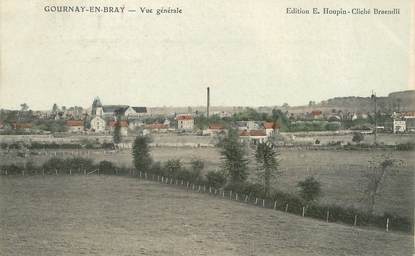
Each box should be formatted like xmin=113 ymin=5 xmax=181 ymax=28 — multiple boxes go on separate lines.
xmin=208 ymin=123 xmax=225 ymax=130
xmin=239 ymin=130 xmax=250 ymax=137
xmin=109 ymin=120 xmax=129 ymax=127
xmin=249 ymin=130 xmax=267 ymax=136
xmin=145 ymin=123 xmax=168 ymax=129
xmin=176 ymin=115 xmax=193 ymax=121
xmin=239 ymin=130 xmax=267 ymax=137
xmin=66 ymin=120 xmax=84 ymax=127
xmin=263 ymin=122 xmax=280 ymax=129
xmin=311 ymin=110 xmax=322 ymax=116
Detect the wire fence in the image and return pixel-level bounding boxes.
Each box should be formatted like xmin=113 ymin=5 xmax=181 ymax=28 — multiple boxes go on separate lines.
xmin=0 ymin=168 xmax=412 ymax=234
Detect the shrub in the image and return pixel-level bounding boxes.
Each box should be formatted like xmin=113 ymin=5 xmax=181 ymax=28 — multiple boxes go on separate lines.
xmin=98 ymin=160 xmax=116 ymax=174
xmin=163 ymin=159 xmax=183 ymax=178
xmin=396 ymin=142 xmax=415 ymax=151
xmin=297 ymin=176 xmax=322 ymax=202
xmin=205 ymin=170 xmax=226 ymax=189
xmin=352 ymin=132 xmax=364 ymax=143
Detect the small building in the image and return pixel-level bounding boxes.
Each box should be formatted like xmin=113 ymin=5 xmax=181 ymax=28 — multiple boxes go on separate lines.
xmin=144 ymin=123 xmax=169 ymax=133
xmin=311 ymin=110 xmax=323 ymax=120
xmin=262 ymin=122 xmax=280 ymax=137
xmin=176 ymin=114 xmax=194 ymax=131
xmin=204 ymin=123 xmax=225 ymax=136
xmin=239 ymin=130 xmax=268 ymax=144
xmin=65 ymin=120 xmax=84 ymax=133
xmin=129 ymin=119 xmax=145 ymax=130
xmin=90 ymin=116 xmax=106 ymax=133
xmin=12 ymin=122 xmax=33 ymax=131
xmin=109 ymin=120 xmax=129 ymax=136
xmin=393 ymin=120 xmax=406 ymax=133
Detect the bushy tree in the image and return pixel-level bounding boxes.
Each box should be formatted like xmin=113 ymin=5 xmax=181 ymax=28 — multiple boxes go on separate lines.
xmin=98 ymin=160 xmax=115 ymax=174
xmin=352 ymin=132 xmax=364 ymax=144
xmin=205 ymin=170 xmax=227 ymax=189
xmin=190 ymin=159 xmax=204 ymax=181
xmin=255 ymin=141 xmax=281 ymax=197
xmin=219 ymin=128 xmax=249 ymax=184
xmin=132 ymin=136 xmax=153 ymax=172
xmin=362 ymin=154 xmax=403 ymax=214
xmin=297 ymin=176 xmax=322 ymax=203
xmin=164 ymin=159 xmax=182 ymax=177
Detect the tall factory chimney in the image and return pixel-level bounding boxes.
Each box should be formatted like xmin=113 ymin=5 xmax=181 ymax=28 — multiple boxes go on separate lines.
xmin=206 ymin=87 xmax=210 ymax=118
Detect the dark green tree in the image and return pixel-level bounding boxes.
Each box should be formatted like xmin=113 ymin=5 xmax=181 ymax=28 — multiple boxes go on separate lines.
xmin=205 ymin=170 xmax=227 ymax=189
xmin=132 ymin=136 xmax=153 ymax=172
xmin=113 ymin=124 xmax=121 ymax=144
xmin=255 ymin=141 xmax=281 ymax=197
xmin=219 ymin=128 xmax=249 ymax=183
xmin=352 ymin=132 xmax=364 ymax=144
xmin=297 ymin=176 xmax=322 ymax=203
xmin=164 ymin=159 xmax=183 ymax=177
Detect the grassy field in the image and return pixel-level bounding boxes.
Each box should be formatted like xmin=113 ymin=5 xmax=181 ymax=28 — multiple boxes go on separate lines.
xmin=1 ymin=176 xmax=413 ymax=256
xmin=2 ymin=147 xmax=413 ymax=218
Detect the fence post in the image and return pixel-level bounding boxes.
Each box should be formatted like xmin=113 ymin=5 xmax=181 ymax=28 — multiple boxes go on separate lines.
xmin=5 ymin=169 xmax=8 ymax=176
xmin=139 ymin=171 xmax=142 ymax=178
xmin=235 ymin=193 xmax=238 ymax=201
xmin=209 ymin=187 xmax=212 ymax=193
xmin=55 ymin=169 xmax=58 ymax=176
xmin=245 ymin=195 xmax=249 ymax=203
xmin=354 ymin=215 xmax=357 ymax=226
xmin=386 ymin=218 xmax=389 ymax=232
xmin=222 ymin=191 xmax=225 ymax=197
xmin=285 ymin=204 xmax=289 ymax=212
xmin=70 ymin=169 xmax=72 ymax=175
xmin=302 ymin=206 xmax=305 ymax=217
xmin=203 ymin=185 xmax=206 ymax=192
xmin=263 ymin=199 xmax=265 ymax=208
xmin=230 ymin=190 xmax=232 ymax=200
xmin=198 ymin=185 xmax=201 ymax=192
xmin=326 ymin=210 xmax=330 ymax=223
xmin=255 ymin=198 xmax=258 ymax=205
xmin=84 ymin=169 xmax=86 ymax=175
xmin=273 ymin=201 xmax=277 ymax=210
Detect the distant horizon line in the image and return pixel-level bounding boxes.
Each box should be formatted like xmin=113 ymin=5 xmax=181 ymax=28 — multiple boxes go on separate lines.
xmin=1 ymin=89 xmax=413 ymax=111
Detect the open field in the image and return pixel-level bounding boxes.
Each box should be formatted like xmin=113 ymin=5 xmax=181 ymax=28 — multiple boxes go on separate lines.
xmin=1 ymin=176 xmax=413 ymax=256
xmin=1 ymin=147 xmax=413 ymax=218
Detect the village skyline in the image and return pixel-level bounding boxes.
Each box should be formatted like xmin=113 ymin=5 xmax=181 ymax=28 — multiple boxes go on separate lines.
xmin=1 ymin=89 xmax=413 ymax=112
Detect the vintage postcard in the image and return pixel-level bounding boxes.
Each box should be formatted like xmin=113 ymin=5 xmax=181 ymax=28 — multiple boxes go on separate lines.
xmin=0 ymin=0 xmax=414 ymax=255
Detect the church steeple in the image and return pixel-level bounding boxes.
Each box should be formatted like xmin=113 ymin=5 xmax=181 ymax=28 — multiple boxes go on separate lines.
xmin=92 ymin=97 xmax=103 ymax=116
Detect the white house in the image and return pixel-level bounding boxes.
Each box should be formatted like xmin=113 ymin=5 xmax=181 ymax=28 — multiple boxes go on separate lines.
xmin=393 ymin=120 xmax=406 ymax=133
xmin=90 ymin=116 xmax=106 ymax=133
xmin=263 ymin=122 xmax=280 ymax=137
xmin=176 ymin=114 xmax=194 ymax=131
xmin=239 ymin=130 xmax=268 ymax=144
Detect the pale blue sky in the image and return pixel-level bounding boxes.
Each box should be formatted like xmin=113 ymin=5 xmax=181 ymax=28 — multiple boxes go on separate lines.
xmin=1 ymin=0 xmax=413 ymax=110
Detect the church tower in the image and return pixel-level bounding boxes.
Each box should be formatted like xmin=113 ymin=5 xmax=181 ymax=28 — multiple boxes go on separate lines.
xmin=92 ymin=97 xmax=103 ymax=117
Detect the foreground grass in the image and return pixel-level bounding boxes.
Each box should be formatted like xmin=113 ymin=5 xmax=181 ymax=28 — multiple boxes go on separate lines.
xmin=0 ymin=176 xmax=413 ymax=256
